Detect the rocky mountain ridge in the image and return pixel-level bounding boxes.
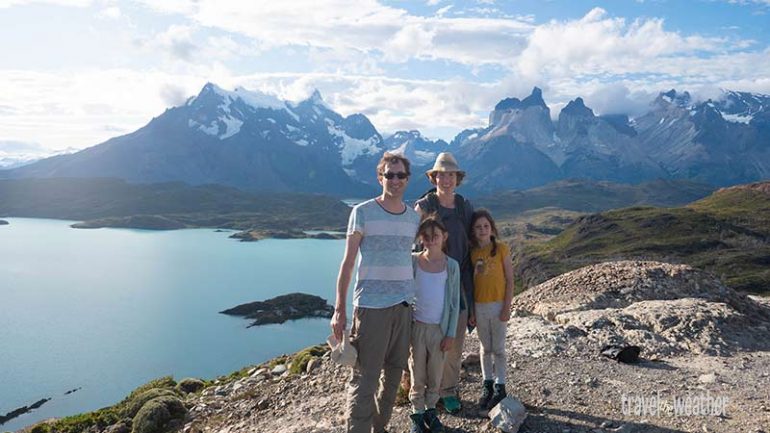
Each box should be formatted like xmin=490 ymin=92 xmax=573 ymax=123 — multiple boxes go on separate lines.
xmin=2 ymin=84 xmax=769 ymax=196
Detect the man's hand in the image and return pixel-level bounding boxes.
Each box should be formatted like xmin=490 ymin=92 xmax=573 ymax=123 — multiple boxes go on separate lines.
xmin=440 ymin=336 xmax=454 ymax=352
xmin=468 ymin=313 xmax=476 ymax=328
xmin=499 ymin=308 xmax=511 ymax=322
xmin=331 ymin=308 xmax=346 ymax=342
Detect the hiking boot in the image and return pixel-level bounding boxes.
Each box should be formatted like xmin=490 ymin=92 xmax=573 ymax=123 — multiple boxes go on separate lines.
xmin=488 ymin=383 xmax=507 ymax=409
xmin=478 ymin=379 xmax=494 ymax=409
xmin=439 ymin=395 xmax=462 ymax=414
xmin=423 ymin=408 xmax=445 ymax=433
xmin=409 ymin=412 xmax=428 ymax=433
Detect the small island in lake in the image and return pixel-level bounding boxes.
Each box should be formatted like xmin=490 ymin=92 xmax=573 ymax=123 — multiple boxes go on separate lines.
xmin=220 ymin=293 xmax=334 ymax=326
xmin=0 ymin=398 xmax=51 ymax=425
xmin=229 ymin=229 xmax=345 ymax=241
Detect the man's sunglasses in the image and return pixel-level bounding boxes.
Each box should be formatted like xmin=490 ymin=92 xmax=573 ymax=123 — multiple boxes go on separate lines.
xmin=381 ymin=171 xmax=409 ymax=180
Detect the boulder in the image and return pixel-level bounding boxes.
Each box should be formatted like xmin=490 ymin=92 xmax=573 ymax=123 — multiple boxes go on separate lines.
xmin=177 ymin=378 xmax=206 ymax=394
xmin=105 ymin=421 xmax=131 ymax=433
xmin=488 ymin=396 xmax=527 ymax=433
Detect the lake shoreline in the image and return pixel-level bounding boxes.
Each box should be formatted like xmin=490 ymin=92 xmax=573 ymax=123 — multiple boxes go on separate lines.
xmin=0 ymin=218 xmax=344 ymax=432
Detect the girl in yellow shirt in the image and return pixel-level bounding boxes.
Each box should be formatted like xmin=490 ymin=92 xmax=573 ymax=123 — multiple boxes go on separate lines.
xmin=469 ymin=209 xmax=514 ymax=410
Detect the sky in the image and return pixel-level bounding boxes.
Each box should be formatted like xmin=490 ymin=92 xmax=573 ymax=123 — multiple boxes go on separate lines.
xmin=1 ymin=0 xmax=769 ymax=158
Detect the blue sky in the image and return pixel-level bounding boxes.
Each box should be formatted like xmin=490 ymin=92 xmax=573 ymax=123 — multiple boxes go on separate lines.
xmin=0 ymin=0 xmax=769 ymax=158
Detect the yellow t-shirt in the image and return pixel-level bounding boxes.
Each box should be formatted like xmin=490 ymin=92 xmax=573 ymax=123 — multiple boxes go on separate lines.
xmin=471 ymin=241 xmax=510 ymax=303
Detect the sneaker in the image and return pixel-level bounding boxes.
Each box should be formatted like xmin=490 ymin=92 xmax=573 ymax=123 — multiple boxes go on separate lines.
xmin=478 ymin=379 xmax=494 ymax=409
xmin=488 ymin=383 xmax=507 ymax=409
xmin=409 ymin=412 xmax=428 ymax=433
xmin=423 ymin=408 xmax=445 ymax=433
xmin=440 ymin=396 xmax=462 ymax=414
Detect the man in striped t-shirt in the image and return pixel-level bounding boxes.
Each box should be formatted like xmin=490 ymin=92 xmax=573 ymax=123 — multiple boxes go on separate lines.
xmin=332 ymin=152 xmax=420 ymax=433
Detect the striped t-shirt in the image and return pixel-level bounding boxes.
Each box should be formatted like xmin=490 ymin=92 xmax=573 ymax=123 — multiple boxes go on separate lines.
xmin=347 ymin=198 xmax=420 ymax=308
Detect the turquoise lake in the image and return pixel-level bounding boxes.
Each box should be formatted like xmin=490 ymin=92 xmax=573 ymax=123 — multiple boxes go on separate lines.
xmin=0 ymin=218 xmax=346 ymax=432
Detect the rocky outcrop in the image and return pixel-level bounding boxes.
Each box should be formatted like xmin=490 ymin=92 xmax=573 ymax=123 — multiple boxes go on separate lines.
xmin=220 ymin=293 xmax=334 ymax=326
xmin=511 ymin=260 xmax=770 ymax=357
xmin=0 ymin=219 xmax=8 ymax=225
xmin=0 ymin=398 xmax=50 ymax=426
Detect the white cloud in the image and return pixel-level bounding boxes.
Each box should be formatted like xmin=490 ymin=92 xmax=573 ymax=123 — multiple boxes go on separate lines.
xmin=131 ymin=0 xmax=533 ymax=68
xmin=0 ymin=140 xmax=45 ymax=152
xmin=435 ymin=5 xmax=452 ymax=16
xmin=0 ymin=68 xmax=206 ymax=150
xmin=155 ymin=24 xmax=198 ymax=62
xmin=582 ymin=83 xmax=655 ymax=117
xmin=2 ymin=1 xmax=769 ymax=152
xmin=96 ymin=5 xmax=121 ymax=19
xmin=725 ymin=0 xmax=770 ymax=5
xmin=516 ymin=8 xmax=725 ymax=79
xmin=0 ymin=0 xmax=91 ymax=7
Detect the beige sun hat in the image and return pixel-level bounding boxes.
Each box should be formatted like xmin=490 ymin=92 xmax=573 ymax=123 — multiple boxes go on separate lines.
xmin=327 ymin=330 xmax=357 ymax=367
xmin=425 ymin=152 xmax=465 ymax=178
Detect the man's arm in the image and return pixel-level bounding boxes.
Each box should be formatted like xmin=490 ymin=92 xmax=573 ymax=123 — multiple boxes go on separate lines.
xmin=331 ymin=231 xmax=362 ymax=341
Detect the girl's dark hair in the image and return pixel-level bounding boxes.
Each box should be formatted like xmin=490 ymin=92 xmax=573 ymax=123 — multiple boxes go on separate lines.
xmin=417 ymin=213 xmax=448 ymax=254
xmin=470 ymin=208 xmax=499 ymax=256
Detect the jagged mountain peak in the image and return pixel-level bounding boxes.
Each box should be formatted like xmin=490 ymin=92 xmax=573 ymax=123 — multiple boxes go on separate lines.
xmin=292 ymin=88 xmax=331 ymax=111
xmin=188 ymin=82 xmax=286 ymax=112
xmin=494 ymin=86 xmax=547 ymax=111
xmin=656 ymin=89 xmax=692 ymax=108
xmin=310 ymin=89 xmax=324 ymax=103
xmin=522 ymin=86 xmax=547 ymax=109
xmin=383 ymin=129 xmax=445 ymax=166
xmin=392 ymin=130 xmax=422 ymax=139
xmin=561 ymin=97 xmax=594 ymax=118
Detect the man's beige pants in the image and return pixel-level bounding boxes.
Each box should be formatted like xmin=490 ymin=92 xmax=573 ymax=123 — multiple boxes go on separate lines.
xmin=347 ymin=303 xmax=412 ymax=433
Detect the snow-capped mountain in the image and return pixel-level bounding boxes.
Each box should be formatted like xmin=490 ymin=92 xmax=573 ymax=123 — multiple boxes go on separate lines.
xmin=0 ymin=142 xmax=78 ymax=169
xmin=449 ymin=87 xmax=770 ymax=193
xmin=383 ymin=130 xmax=446 ymax=166
xmin=382 ymin=130 xmax=449 ymax=193
xmin=2 ymin=83 xmax=768 ymax=196
xmin=634 ymin=89 xmax=770 ymax=185
xmin=2 ymin=83 xmax=385 ymax=195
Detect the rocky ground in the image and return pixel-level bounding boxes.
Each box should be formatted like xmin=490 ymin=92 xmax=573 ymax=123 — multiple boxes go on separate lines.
xmin=22 ymin=261 xmax=769 ymax=433
xmin=177 ymin=261 xmax=770 ymax=433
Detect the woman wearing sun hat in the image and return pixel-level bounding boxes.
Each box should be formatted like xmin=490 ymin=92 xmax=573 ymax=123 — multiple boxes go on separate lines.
xmin=414 ymin=152 xmax=475 ymax=415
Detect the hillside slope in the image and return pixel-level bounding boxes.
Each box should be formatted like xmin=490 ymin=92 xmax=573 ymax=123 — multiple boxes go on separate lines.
xmin=515 ymin=181 xmax=770 ymax=294
xmin=0 ymin=178 xmax=350 ymax=231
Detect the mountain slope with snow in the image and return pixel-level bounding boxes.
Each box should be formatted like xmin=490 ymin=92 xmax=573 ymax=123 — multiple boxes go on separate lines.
xmin=2 ymin=84 xmax=768 ymax=196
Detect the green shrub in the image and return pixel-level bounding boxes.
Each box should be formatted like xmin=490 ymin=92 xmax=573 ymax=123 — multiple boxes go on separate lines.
xmin=131 ymin=396 xmax=186 ymax=433
xmin=30 ymin=424 xmax=52 ymax=433
xmin=288 ymin=345 xmax=328 ymax=375
xmin=29 ymin=377 xmax=177 ymax=433
xmin=121 ymin=377 xmax=177 ymax=405
xmin=39 ymin=408 xmax=121 ymax=433
xmin=121 ymin=388 xmax=179 ymax=418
